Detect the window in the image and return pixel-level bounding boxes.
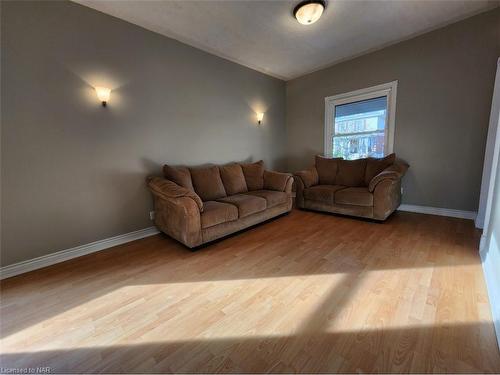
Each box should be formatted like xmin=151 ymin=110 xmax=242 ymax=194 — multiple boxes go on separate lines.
xmin=325 ymin=81 xmax=397 ymax=160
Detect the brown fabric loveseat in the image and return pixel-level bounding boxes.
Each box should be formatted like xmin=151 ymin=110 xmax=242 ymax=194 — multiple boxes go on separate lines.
xmin=147 ymin=161 xmax=293 ymax=248
xmin=294 ymin=154 xmax=408 ymax=221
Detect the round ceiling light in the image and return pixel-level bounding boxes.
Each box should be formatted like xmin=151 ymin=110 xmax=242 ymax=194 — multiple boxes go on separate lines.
xmin=293 ymin=0 xmax=326 ymax=25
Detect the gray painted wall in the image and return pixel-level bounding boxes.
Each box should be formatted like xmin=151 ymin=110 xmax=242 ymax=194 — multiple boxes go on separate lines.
xmin=286 ymin=8 xmax=500 ymax=211
xmin=2 ymin=1 xmax=499 ymax=268
xmin=1 ymin=1 xmax=286 ymax=266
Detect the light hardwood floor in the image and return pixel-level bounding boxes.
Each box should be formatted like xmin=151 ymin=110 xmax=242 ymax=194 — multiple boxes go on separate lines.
xmin=1 ymin=209 xmax=499 ymax=373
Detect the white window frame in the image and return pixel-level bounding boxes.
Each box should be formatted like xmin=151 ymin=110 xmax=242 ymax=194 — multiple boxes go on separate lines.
xmin=324 ymin=80 xmax=398 ymax=158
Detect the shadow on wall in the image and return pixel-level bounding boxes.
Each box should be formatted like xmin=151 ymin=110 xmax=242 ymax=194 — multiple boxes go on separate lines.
xmin=142 ymin=157 xmax=289 ymax=172
xmin=287 ymin=148 xmax=323 ymax=172
xmin=1 ymin=323 xmax=499 ymax=372
xmin=141 ymin=158 xmax=163 ymax=176
xmin=96 ymin=168 xmax=154 ymax=227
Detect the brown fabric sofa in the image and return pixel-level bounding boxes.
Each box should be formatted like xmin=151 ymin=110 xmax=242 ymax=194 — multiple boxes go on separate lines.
xmin=294 ymin=154 xmax=408 ymax=221
xmin=147 ymin=160 xmax=293 ymax=248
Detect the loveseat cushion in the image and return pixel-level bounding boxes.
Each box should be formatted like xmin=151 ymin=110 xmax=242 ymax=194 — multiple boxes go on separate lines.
xmin=335 ymin=187 xmax=373 ymax=207
xmin=200 ymin=201 xmax=238 ymax=229
xmin=336 ymin=159 xmax=368 ymax=187
xmin=220 ymin=163 xmax=248 ymax=195
xmin=315 ymin=156 xmax=342 ymax=185
xmin=217 ymin=194 xmax=267 ymax=218
xmin=245 ymin=190 xmax=288 ymax=208
xmin=163 ymin=165 xmax=194 ymax=191
xmin=303 ymin=185 xmax=346 ymax=205
xmin=189 ymin=165 xmax=227 ymax=201
xmin=364 ymin=153 xmax=396 ymax=185
xmin=240 ymin=160 xmax=264 ymax=191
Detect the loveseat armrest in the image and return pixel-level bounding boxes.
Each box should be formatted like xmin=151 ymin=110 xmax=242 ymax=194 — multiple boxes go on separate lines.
xmin=264 ymin=170 xmax=293 ymax=192
xmin=368 ymin=160 xmax=409 ymax=192
xmin=294 ymin=167 xmax=319 ymax=188
xmin=147 ymin=176 xmax=203 ymax=212
xmin=373 ymin=179 xmax=402 ymax=220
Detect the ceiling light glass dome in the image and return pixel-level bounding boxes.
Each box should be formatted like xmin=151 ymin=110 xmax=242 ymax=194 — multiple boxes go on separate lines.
xmin=294 ymin=1 xmax=326 ymax=25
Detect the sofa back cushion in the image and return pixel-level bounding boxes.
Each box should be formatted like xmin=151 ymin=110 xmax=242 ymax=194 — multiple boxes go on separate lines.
xmin=364 ymin=153 xmax=396 ymax=185
xmin=220 ymin=163 xmax=248 ymax=195
xmin=163 ymin=164 xmax=194 ymax=191
xmin=315 ymin=155 xmax=341 ymax=185
xmin=240 ymin=160 xmax=265 ymax=191
xmin=189 ymin=165 xmax=227 ymax=201
xmin=336 ymin=158 xmax=368 ymax=187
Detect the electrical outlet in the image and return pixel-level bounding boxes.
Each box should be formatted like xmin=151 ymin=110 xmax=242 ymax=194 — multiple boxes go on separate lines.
xmin=149 ymin=211 xmax=155 ymax=221
xmin=401 ymin=187 xmax=404 ymax=195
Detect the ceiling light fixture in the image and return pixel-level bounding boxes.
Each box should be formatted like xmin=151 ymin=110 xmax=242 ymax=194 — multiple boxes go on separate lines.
xmin=293 ymin=0 xmax=326 ymax=25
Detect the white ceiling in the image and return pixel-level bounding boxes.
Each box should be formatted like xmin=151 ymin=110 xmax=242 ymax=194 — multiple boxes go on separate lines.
xmin=74 ymin=0 xmax=499 ymax=80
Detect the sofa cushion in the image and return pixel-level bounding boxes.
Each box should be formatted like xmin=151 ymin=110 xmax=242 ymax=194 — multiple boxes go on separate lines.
xmin=189 ymin=165 xmax=227 ymax=201
xmin=336 ymin=159 xmax=368 ymax=187
xmin=220 ymin=163 xmax=248 ymax=195
xmin=303 ymin=185 xmax=346 ymax=205
xmin=163 ymin=165 xmax=194 ymax=191
xmin=240 ymin=160 xmax=264 ymax=191
xmin=245 ymin=190 xmax=288 ymax=208
xmin=315 ymin=156 xmax=342 ymax=185
xmin=364 ymin=153 xmax=396 ymax=185
xmin=217 ymin=194 xmax=267 ymax=218
xmin=335 ymin=187 xmax=373 ymax=207
xmin=200 ymin=201 xmax=238 ymax=229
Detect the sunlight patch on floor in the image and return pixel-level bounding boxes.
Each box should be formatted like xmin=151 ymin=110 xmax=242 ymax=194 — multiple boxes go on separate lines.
xmin=1 ymin=264 xmax=492 ymax=355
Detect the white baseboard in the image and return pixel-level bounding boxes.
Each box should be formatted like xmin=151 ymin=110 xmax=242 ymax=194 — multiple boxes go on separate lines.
xmin=398 ymin=204 xmax=477 ymax=220
xmin=0 ymin=226 xmax=160 ymax=280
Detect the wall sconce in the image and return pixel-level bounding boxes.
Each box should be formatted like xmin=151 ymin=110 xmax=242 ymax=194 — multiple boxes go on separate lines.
xmin=95 ymin=87 xmax=111 ymax=107
xmin=256 ymin=112 xmax=264 ymax=125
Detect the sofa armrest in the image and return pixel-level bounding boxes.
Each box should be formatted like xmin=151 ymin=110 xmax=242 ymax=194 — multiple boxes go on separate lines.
xmin=294 ymin=167 xmax=319 ymax=188
xmin=368 ymin=160 xmax=409 ymax=192
xmin=153 ymin=195 xmax=203 ymax=248
xmin=284 ymin=175 xmax=294 ymax=194
xmin=263 ymin=170 xmax=293 ymax=192
xmin=147 ymin=176 xmax=203 ymax=247
xmin=147 ymin=176 xmax=203 ymax=212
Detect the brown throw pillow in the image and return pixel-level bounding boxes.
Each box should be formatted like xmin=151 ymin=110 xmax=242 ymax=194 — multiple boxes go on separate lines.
xmin=189 ymin=165 xmax=227 ymax=201
xmin=240 ymin=160 xmax=264 ymax=191
xmin=364 ymin=153 xmax=396 ymax=185
xmin=336 ymin=158 xmax=368 ymax=187
xmin=315 ymin=155 xmax=342 ymax=185
xmin=220 ymin=163 xmax=248 ymax=195
xmin=163 ymin=165 xmax=194 ymax=191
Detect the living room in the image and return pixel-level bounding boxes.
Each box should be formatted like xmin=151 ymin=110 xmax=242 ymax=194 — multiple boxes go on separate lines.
xmin=1 ymin=0 xmax=500 ymax=373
